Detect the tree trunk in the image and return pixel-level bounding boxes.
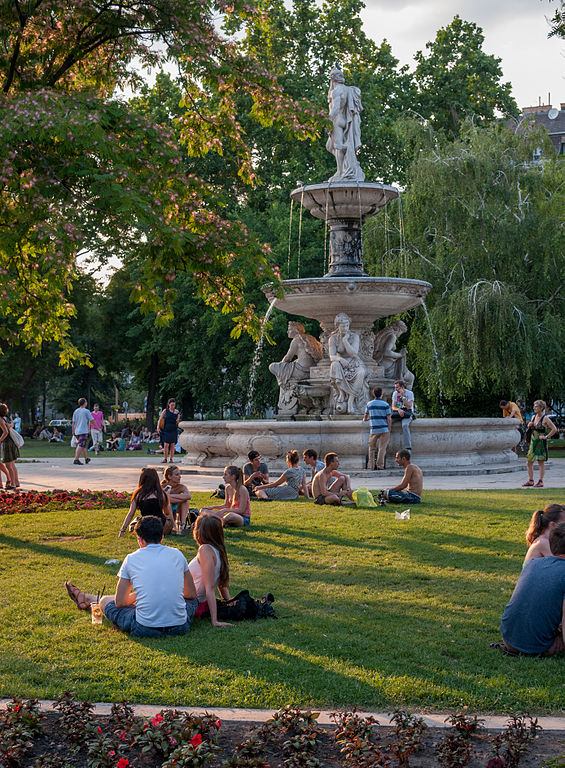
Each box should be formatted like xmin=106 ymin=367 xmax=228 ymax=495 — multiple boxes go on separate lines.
xmin=145 ymin=352 xmax=159 ymax=431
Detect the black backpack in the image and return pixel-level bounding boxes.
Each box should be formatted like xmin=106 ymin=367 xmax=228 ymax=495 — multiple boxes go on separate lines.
xmin=216 ymin=590 xmax=276 ymax=621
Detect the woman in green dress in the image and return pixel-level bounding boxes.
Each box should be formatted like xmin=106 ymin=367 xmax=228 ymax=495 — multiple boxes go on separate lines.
xmin=523 ymin=400 xmax=557 ymax=488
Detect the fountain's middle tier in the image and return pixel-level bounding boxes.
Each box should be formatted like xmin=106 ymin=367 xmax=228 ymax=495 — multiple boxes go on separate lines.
xmin=264 ymin=276 xmax=432 ymax=328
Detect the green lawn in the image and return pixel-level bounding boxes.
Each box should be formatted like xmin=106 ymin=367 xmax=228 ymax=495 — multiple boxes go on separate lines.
xmin=1 ymin=490 xmax=564 ymax=714
xmin=17 ymin=442 xmax=155 ymax=460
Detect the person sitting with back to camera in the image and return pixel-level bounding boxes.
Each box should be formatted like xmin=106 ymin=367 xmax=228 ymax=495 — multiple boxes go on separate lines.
xmin=378 ymin=449 xmax=423 ymax=505
xmin=189 ymin=513 xmax=232 ymax=627
xmin=243 ymin=450 xmax=269 ymax=492
xmin=65 ymin=515 xmax=199 ymax=638
xmin=161 ymin=464 xmax=192 ymax=534
xmin=312 ymin=453 xmax=355 ymax=506
xmin=497 ymin=521 xmax=565 ymax=656
xmin=523 ymin=503 xmax=565 ymax=566
xmin=200 ymin=466 xmax=251 ymax=527
xmin=118 ymin=467 xmax=175 ymax=537
xmin=254 ymin=450 xmax=308 ymax=501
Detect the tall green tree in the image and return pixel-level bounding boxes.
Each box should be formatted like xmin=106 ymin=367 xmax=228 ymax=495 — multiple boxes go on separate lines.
xmin=0 ymin=0 xmax=323 ymax=363
xmin=413 ymin=16 xmax=519 ymax=136
xmin=365 ymin=119 xmax=565 ymax=412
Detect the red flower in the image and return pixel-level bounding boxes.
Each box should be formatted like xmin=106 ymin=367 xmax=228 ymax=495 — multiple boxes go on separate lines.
xmin=215 ymin=719 xmax=221 ymax=728
xmin=151 ymin=713 xmax=163 ymax=726
xmin=190 ymin=733 xmax=202 ymax=747
xmin=97 ymin=726 xmax=103 ymax=734
xmin=117 ymin=759 xmax=129 ymax=768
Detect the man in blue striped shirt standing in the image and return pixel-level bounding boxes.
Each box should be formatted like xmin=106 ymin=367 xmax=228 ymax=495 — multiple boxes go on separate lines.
xmin=363 ymin=387 xmax=392 ymax=470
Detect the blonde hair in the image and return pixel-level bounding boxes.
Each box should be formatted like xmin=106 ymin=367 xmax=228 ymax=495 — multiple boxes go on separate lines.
xmin=533 ymin=400 xmax=547 ymax=413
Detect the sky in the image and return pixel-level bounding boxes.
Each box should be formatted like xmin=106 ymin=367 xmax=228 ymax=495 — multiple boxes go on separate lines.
xmin=360 ymin=0 xmax=564 ymax=110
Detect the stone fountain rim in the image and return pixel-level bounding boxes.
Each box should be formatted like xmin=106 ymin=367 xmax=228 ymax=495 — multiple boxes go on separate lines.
xmin=263 ymin=276 xmax=433 ymax=295
xmin=290 ymin=181 xmax=400 ymax=196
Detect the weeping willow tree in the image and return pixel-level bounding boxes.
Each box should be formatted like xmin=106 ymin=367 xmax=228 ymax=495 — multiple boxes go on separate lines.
xmin=364 ymin=119 xmax=565 ymax=414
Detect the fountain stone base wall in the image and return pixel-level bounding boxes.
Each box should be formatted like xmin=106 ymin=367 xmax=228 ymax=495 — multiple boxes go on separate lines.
xmin=178 ymin=418 xmax=521 ymax=475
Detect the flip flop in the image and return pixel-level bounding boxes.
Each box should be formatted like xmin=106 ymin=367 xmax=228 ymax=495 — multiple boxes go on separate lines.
xmin=489 ymin=641 xmax=519 ymax=657
xmin=534 ymin=480 xmax=544 ymax=488
xmin=522 ymin=480 xmax=534 ymax=487
xmin=65 ymin=581 xmax=91 ymax=611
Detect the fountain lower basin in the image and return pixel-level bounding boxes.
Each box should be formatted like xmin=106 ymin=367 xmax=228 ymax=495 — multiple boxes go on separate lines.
xmin=179 ymin=418 xmax=521 ymax=475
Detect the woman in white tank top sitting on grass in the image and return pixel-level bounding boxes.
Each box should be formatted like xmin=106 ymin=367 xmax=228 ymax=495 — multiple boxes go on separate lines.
xmin=188 ymin=514 xmax=232 ymax=627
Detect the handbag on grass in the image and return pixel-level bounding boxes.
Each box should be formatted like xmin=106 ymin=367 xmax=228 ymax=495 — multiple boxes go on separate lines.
xmin=216 ymin=590 xmax=276 ymax=621
xmin=9 ymin=428 xmax=24 ymax=448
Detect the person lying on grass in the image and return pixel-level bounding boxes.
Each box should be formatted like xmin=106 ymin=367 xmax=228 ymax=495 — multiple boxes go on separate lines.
xmin=498 ymin=521 xmax=565 ymax=656
xmin=311 ymin=453 xmax=355 ymax=506
xmin=65 ymin=515 xmax=199 ymax=638
xmin=200 ymin=466 xmax=251 ymax=527
xmin=523 ymin=503 xmax=565 ymax=566
xmin=119 ymin=467 xmax=174 ymax=537
xmin=161 ymin=464 xmax=192 ymax=533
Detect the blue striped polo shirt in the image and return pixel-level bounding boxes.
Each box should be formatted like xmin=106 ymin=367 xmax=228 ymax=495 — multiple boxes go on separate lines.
xmin=365 ymin=398 xmax=391 ymax=434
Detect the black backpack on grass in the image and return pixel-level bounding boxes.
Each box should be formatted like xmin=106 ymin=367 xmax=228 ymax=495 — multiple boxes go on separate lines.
xmin=216 ymin=590 xmax=276 ymax=621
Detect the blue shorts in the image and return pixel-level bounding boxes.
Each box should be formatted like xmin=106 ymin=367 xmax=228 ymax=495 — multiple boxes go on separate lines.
xmin=103 ymin=598 xmax=198 ymax=638
xmin=241 ymin=516 xmax=250 ymax=527
xmin=171 ymin=503 xmax=178 ymax=512
xmin=386 ymin=490 xmax=421 ymax=504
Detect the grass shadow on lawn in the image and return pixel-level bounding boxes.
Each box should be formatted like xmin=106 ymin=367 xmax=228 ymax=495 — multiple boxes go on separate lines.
xmin=0 ymin=489 xmax=563 ymax=712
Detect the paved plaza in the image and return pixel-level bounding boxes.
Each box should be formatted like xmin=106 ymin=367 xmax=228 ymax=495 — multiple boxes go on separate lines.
xmin=15 ymin=455 xmax=565 ymax=493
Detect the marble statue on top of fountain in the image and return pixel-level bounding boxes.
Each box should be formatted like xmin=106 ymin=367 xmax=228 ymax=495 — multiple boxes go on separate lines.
xmin=373 ymin=320 xmax=415 ymax=390
xmin=329 ymin=313 xmax=368 ymax=414
xmin=326 ymin=65 xmax=365 ymax=183
xmin=269 ymin=321 xmax=322 ymax=415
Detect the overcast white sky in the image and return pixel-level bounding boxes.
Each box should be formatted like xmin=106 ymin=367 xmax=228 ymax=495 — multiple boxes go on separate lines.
xmin=360 ymin=0 xmax=564 ymax=109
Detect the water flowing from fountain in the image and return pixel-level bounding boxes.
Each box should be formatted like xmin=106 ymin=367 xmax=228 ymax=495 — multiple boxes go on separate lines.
xmin=287 ymin=198 xmax=294 ymax=278
xmin=398 ymin=192 xmax=407 ymax=278
xmin=384 ymin=199 xmax=390 ymax=275
xmin=420 ymin=299 xmax=446 ymax=416
xmin=356 ymin=182 xmax=364 ymax=260
xmin=323 ymin=185 xmax=330 ymax=274
xmin=245 ymin=298 xmax=277 ymax=416
xmin=297 ymin=187 xmax=304 ymax=278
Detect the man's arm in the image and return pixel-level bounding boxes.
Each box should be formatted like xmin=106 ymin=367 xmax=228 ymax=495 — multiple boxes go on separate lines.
xmin=390 ymin=466 xmax=412 ymax=492
xmin=387 ymin=414 xmax=392 ymax=430
xmin=363 ymin=412 xmax=369 ymax=422
xmin=509 ymin=404 xmax=520 ymax=419
xmin=115 ymin=577 xmax=136 ymax=608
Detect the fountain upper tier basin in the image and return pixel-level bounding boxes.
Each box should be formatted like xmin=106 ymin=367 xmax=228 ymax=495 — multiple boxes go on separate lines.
xmin=290 ymin=182 xmax=399 ymax=220
xmin=264 ymin=277 xmax=432 ymax=325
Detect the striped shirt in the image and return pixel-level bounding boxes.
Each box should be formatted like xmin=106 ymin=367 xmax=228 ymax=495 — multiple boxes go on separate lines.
xmin=365 ymin=398 xmax=391 ymax=434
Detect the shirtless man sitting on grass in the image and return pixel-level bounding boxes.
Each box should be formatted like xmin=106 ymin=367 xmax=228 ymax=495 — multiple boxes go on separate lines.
xmin=312 ymin=453 xmax=355 ymax=506
xmin=379 ymin=449 xmax=423 ymax=505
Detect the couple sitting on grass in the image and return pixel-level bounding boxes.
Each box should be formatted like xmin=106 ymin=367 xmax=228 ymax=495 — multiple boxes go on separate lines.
xmin=119 ymin=466 xmax=192 ymax=536
xmin=66 ymin=513 xmax=233 ymax=635
xmin=494 ymin=506 xmax=565 ymax=657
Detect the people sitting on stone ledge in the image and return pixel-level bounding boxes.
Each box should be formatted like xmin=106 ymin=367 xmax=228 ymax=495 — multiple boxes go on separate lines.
xmin=312 ymin=453 xmax=355 ymax=506
xmin=379 ymin=450 xmax=423 ymax=505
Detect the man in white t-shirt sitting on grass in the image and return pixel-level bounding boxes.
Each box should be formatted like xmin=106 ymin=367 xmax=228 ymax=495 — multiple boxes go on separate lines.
xmin=65 ymin=516 xmax=199 ymax=638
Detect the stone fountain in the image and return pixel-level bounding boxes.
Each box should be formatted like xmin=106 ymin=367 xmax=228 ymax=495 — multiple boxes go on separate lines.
xmin=179 ymin=67 xmax=519 ymax=474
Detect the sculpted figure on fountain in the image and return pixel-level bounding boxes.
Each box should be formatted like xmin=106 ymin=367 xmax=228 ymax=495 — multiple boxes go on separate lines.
xmin=326 ymin=65 xmax=365 ymax=183
xmin=373 ymin=320 xmax=415 ymax=390
xmin=269 ymin=321 xmax=322 ymax=415
xmin=329 ymin=312 xmax=367 ymax=414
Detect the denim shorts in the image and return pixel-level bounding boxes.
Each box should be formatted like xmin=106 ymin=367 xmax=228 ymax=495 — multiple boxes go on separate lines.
xmin=387 ymin=490 xmax=421 ymax=504
xmin=103 ymin=598 xmax=198 ymax=638
xmin=241 ymin=516 xmax=250 ymax=527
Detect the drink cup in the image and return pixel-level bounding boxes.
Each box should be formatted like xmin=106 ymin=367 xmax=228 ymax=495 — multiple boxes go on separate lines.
xmin=91 ymin=603 xmax=103 ymax=625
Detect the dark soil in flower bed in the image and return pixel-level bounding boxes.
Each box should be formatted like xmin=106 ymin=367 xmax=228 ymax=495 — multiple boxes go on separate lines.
xmin=1 ymin=697 xmax=563 ymax=768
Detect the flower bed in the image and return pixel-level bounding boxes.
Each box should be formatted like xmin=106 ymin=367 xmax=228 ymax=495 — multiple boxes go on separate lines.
xmin=0 ymin=696 xmax=561 ymax=767
xmin=0 ymin=489 xmax=130 ymax=515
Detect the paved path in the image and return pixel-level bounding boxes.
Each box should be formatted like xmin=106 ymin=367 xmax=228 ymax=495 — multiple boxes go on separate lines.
xmin=15 ymin=456 xmax=565 ymax=493
xmin=0 ymin=699 xmax=563 ymax=730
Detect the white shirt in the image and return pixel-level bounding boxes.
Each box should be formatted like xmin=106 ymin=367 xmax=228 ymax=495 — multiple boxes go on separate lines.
xmin=188 ymin=545 xmax=221 ymax=602
xmin=392 ymin=389 xmax=414 ymax=412
xmin=118 ymin=544 xmax=189 ymax=628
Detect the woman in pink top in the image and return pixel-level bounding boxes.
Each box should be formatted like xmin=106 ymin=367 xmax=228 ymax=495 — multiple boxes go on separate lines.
xmin=200 ymin=466 xmax=251 ymax=527
xmin=90 ymin=404 xmax=105 ymax=455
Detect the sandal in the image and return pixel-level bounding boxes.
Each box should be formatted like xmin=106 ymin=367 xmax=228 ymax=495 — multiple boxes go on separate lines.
xmin=489 ymin=641 xmax=520 ymax=657
xmin=522 ymin=480 xmax=534 ymax=487
xmin=534 ymin=480 xmax=544 ymax=488
xmin=65 ymin=581 xmax=92 ymax=611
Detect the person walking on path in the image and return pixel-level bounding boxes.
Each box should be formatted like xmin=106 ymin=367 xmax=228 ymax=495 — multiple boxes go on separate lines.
xmin=65 ymin=515 xmax=199 ymax=638
xmin=158 ymin=398 xmax=180 ymax=464
xmin=380 ymin=450 xmax=423 ymax=505
xmin=72 ymin=398 xmax=94 ymax=466
xmin=523 ymin=400 xmax=557 ymax=488
xmin=391 ymin=379 xmax=414 ymax=452
xmin=363 ymin=387 xmax=391 ymax=470
xmin=90 ymin=403 xmax=105 ymax=455
xmin=0 ymin=403 xmax=19 ymax=489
